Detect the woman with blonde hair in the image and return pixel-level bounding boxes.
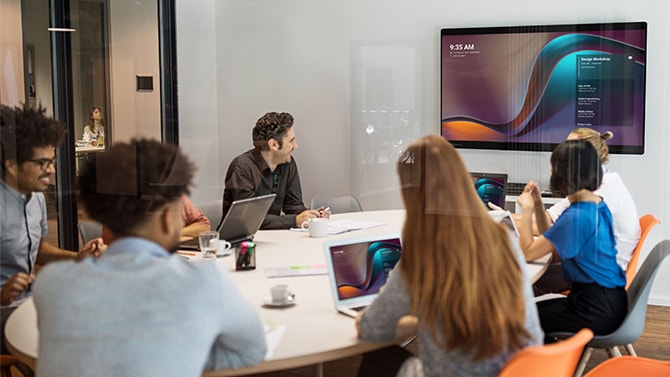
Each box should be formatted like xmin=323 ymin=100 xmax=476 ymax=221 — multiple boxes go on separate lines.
xmin=356 ymin=135 xmax=542 ymax=377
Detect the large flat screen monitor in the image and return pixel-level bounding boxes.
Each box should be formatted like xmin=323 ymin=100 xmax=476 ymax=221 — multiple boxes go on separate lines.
xmin=440 ymin=22 xmax=647 ymax=154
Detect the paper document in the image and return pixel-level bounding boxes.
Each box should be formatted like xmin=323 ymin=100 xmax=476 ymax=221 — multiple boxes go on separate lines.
xmin=264 ymin=320 xmax=286 ymax=359
xmin=291 ymin=219 xmax=384 ymax=235
xmin=327 ymin=219 xmax=384 ymax=234
xmin=264 ymin=264 xmax=328 ymax=278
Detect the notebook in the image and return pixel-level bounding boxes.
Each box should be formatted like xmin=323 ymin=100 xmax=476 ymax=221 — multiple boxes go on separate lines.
xmin=179 ymin=193 xmax=276 ymax=250
xmin=323 ymin=233 xmax=402 ymax=318
xmin=487 ymin=209 xmax=519 ymax=237
xmin=470 ymin=172 xmax=508 ymax=210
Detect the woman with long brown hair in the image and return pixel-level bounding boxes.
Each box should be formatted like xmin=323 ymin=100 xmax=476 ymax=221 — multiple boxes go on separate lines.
xmin=356 ymin=135 xmax=542 ymax=376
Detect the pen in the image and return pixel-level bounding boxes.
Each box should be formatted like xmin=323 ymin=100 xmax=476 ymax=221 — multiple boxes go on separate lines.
xmin=319 ymin=206 xmax=330 ymax=217
xmin=177 ymin=251 xmax=196 ymax=257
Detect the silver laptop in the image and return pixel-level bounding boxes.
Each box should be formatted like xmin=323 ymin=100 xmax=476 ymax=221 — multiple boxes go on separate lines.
xmin=179 ymin=193 xmax=276 ymax=250
xmin=323 ymin=233 xmax=402 ymax=317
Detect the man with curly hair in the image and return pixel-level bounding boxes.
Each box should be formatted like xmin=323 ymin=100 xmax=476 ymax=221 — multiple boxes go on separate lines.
xmin=222 ymin=112 xmax=330 ymax=229
xmin=32 ymin=139 xmax=266 ymax=376
xmin=0 ymin=104 xmax=103 ymax=357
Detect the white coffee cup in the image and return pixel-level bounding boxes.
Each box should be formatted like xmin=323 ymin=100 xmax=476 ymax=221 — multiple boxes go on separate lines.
xmin=198 ymin=231 xmax=231 ymax=258
xmin=270 ymin=284 xmax=295 ymax=305
xmin=217 ymin=240 xmax=233 ymax=256
xmin=301 ymin=217 xmax=328 ymax=238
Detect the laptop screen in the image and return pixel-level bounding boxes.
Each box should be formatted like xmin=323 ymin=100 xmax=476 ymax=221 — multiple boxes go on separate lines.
xmin=470 ymin=172 xmax=508 ymax=209
xmin=327 ymin=237 xmax=402 ymax=300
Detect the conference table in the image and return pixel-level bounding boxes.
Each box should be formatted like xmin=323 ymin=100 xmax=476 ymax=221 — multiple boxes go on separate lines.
xmin=5 ymin=209 xmax=551 ymax=376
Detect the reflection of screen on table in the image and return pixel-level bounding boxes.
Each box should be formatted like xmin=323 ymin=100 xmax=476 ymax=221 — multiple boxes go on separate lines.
xmin=440 ymin=22 xmax=647 ymax=154
xmin=329 ymin=238 xmax=402 ymax=300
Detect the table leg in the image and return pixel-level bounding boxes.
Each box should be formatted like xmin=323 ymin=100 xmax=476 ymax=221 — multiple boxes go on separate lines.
xmin=316 ymin=362 xmax=324 ymax=377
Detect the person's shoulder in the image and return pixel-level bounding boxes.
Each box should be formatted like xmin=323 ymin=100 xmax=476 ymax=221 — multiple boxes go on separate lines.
xmin=34 ymin=260 xmax=79 ymax=289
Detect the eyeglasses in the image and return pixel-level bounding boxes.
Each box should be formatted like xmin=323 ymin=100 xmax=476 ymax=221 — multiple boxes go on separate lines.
xmin=26 ymin=158 xmax=57 ymax=170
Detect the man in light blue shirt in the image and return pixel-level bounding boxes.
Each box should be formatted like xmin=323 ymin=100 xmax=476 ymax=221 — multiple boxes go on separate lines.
xmin=1 ymin=104 xmax=103 ymax=363
xmin=33 ymin=139 xmax=266 ymax=376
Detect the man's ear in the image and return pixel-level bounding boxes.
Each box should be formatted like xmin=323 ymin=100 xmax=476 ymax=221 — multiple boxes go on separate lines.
xmin=2 ymin=159 xmax=18 ymax=179
xmin=159 ymin=205 xmax=173 ymax=235
xmin=267 ymin=138 xmax=279 ymax=151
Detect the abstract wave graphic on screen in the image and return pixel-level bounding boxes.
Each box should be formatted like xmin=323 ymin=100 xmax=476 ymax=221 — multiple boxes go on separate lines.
xmin=440 ymin=22 xmax=647 ymax=154
xmin=336 ymin=241 xmax=402 ymax=299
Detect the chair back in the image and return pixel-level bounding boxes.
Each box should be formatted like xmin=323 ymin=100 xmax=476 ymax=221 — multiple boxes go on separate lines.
xmin=498 ymin=328 xmax=593 ymax=377
xmin=626 ymin=214 xmax=660 ymax=289
xmin=616 ymin=239 xmax=670 ymax=341
xmin=78 ymin=221 xmax=103 ymax=244
xmin=583 ymin=355 xmax=670 ymax=376
xmin=310 ymin=195 xmax=363 ymax=214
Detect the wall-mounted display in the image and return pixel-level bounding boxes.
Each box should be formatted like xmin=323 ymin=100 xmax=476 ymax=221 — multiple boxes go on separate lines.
xmin=440 ymin=22 xmax=647 ymax=154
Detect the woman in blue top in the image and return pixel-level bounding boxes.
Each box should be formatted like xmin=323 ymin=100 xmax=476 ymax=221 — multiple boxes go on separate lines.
xmin=517 ymin=139 xmax=627 ymax=338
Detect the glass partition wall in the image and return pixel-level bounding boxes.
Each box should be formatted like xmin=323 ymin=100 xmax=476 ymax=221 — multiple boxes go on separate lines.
xmin=19 ymin=0 xmax=111 ymax=250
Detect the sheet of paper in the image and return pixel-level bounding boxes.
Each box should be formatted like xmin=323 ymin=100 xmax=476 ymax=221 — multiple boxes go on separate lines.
xmin=263 ymin=321 xmax=286 ymax=359
xmin=264 ymin=264 xmax=328 ymax=278
xmin=326 ymin=219 xmax=384 ymax=234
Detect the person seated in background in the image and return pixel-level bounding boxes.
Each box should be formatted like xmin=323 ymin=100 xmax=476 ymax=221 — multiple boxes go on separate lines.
xmin=1 ymin=104 xmax=104 ymax=366
xmin=518 ymin=139 xmax=627 ymax=340
xmin=33 ymin=139 xmax=266 ymax=376
xmin=180 ymin=194 xmax=211 ymax=240
xmin=533 ymin=128 xmax=640 ymax=295
xmin=222 ymin=112 xmax=329 ymax=230
xmin=356 ymin=135 xmax=542 ymax=377
xmin=101 ymin=195 xmax=211 ymax=245
xmin=81 ymin=106 xmax=105 ymax=144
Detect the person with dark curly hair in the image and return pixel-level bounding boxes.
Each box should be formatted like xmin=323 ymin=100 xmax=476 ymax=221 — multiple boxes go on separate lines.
xmin=222 ymin=112 xmax=330 ymax=229
xmin=0 ymin=104 xmax=104 ymax=361
xmin=32 ymin=139 xmax=266 ymax=376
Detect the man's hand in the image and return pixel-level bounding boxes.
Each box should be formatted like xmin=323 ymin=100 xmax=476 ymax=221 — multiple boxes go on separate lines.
xmin=316 ymin=206 xmax=331 ymax=219
xmin=1 ymin=273 xmax=35 ymax=306
xmin=77 ymin=238 xmax=107 ymax=260
xmin=295 ymin=210 xmax=320 ymax=227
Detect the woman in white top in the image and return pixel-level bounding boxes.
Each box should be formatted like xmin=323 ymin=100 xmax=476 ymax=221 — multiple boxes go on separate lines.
xmin=535 ymin=128 xmax=641 ymax=295
xmin=82 ymin=106 xmax=105 ymax=142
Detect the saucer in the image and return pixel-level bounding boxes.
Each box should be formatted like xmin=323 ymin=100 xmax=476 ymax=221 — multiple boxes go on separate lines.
xmin=263 ymin=299 xmax=296 ymax=308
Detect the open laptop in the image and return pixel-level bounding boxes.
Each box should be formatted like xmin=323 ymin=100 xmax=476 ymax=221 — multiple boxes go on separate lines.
xmin=470 ymin=172 xmax=508 ymax=210
xmin=179 ymin=193 xmax=276 ymax=250
xmin=323 ymin=233 xmax=402 ymax=317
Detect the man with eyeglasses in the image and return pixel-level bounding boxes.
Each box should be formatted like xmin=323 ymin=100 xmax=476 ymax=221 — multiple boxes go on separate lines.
xmin=222 ymin=112 xmax=331 ymax=229
xmin=0 ymin=104 xmax=104 ymax=359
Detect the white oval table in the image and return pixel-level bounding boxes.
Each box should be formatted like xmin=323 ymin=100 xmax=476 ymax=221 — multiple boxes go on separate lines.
xmin=5 ymin=209 xmax=551 ymax=376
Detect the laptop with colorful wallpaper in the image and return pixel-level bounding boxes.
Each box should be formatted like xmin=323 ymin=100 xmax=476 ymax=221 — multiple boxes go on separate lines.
xmin=323 ymin=233 xmax=402 ymax=318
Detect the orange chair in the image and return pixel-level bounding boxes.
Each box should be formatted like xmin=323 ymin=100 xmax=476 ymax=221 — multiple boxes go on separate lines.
xmin=1 ymin=354 xmax=19 ymax=377
xmin=583 ymin=355 xmax=670 ymax=376
xmin=498 ymin=328 xmax=594 ymax=377
xmin=625 ymin=214 xmax=660 ymax=289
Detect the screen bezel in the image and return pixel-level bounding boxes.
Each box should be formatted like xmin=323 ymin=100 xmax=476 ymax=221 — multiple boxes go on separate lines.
xmin=440 ymin=21 xmax=647 ymax=154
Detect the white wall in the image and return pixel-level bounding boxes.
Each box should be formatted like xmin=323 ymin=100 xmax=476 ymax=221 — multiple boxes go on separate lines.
xmin=0 ymin=0 xmax=24 ymax=105
xmin=177 ymin=0 xmax=670 ymax=305
xmin=108 ymin=0 xmax=162 ymax=143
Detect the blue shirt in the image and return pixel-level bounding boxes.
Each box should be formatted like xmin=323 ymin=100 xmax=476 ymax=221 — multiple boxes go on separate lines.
xmin=544 ymin=201 xmax=626 ymax=288
xmin=0 ymin=180 xmax=48 ymax=308
xmin=33 ymin=237 xmax=267 ymax=376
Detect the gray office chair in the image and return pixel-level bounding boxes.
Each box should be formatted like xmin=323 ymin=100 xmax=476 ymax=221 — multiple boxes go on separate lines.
xmin=78 ymin=221 xmax=103 ymax=245
xmin=196 ymin=199 xmax=223 ymax=230
xmin=310 ymin=195 xmax=363 ymax=214
xmin=548 ymin=239 xmax=670 ymax=377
